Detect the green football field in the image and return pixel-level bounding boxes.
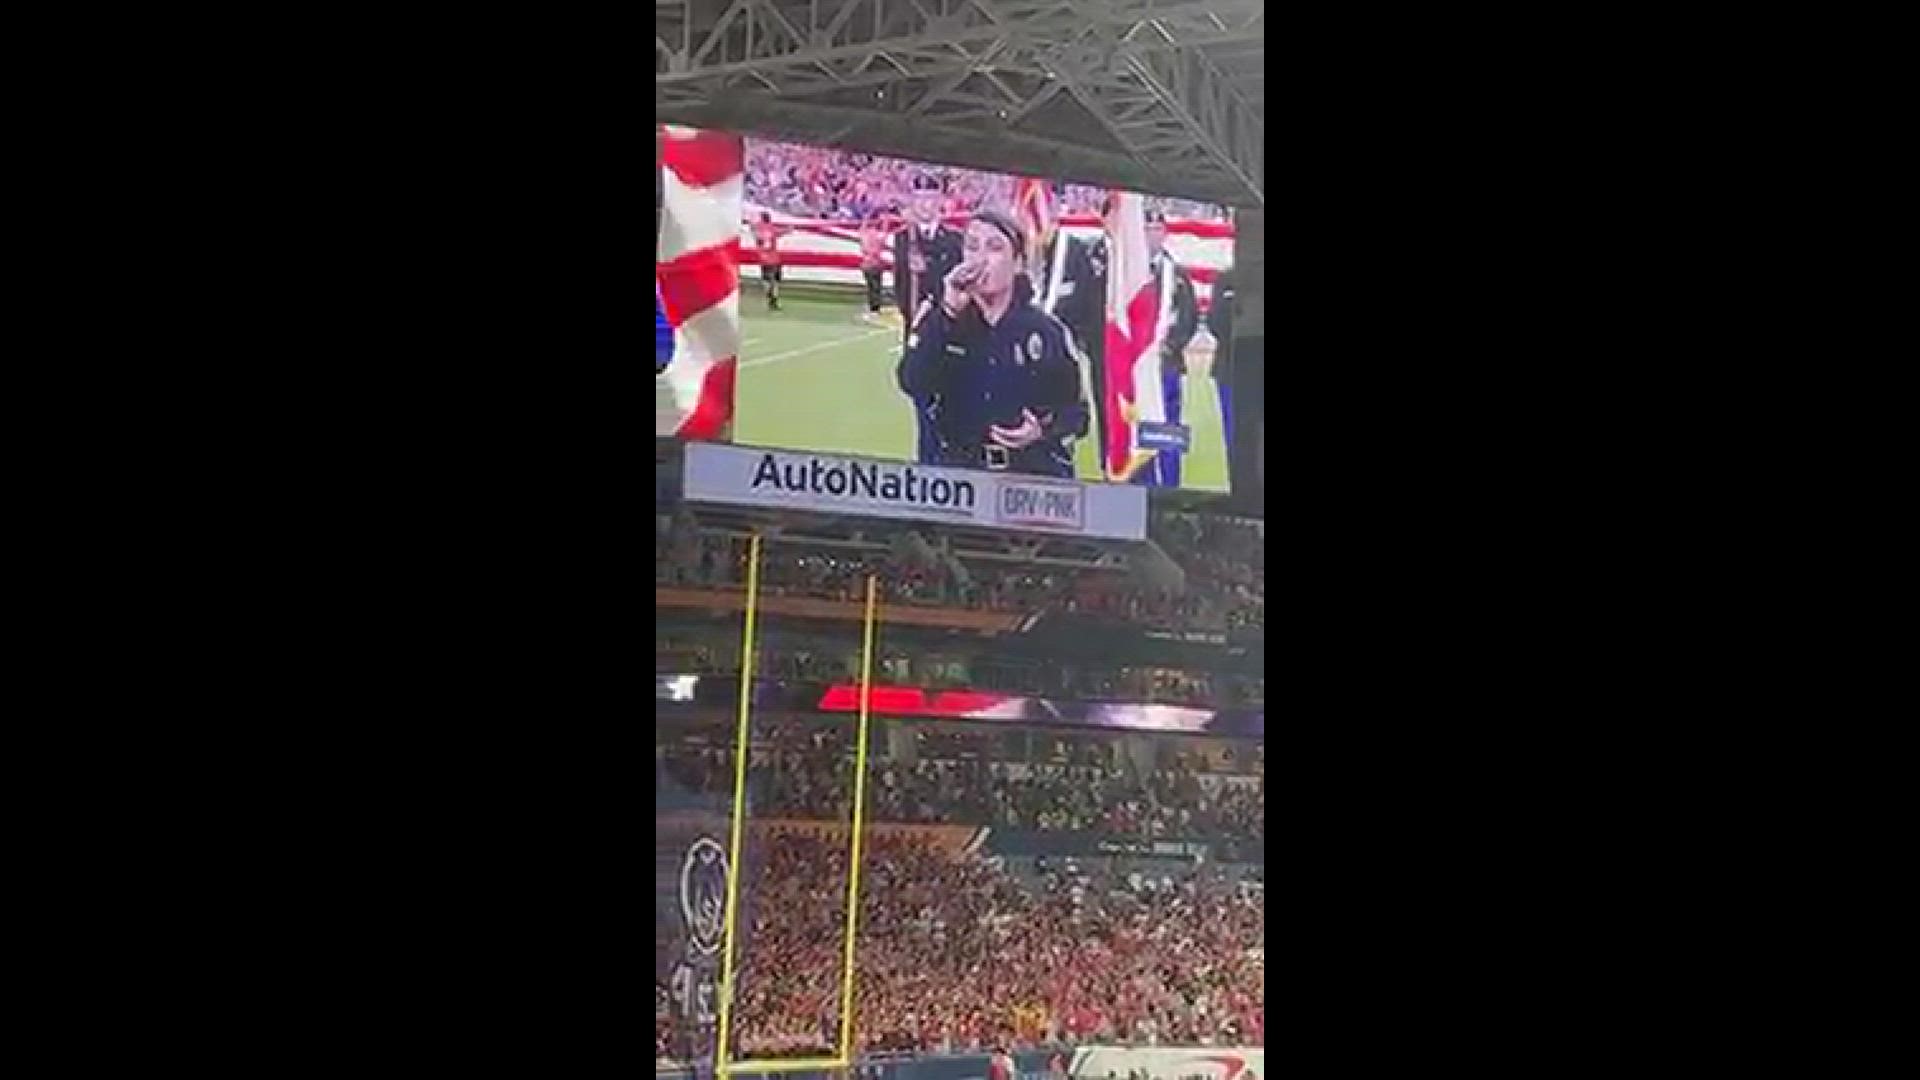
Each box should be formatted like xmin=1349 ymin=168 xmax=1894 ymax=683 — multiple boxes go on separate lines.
xmin=719 ymin=282 xmax=1227 ymax=490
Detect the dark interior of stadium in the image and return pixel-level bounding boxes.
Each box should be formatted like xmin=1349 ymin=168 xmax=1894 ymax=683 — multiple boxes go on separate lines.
xmin=158 ymin=0 xmax=1726 ymax=1070
xmin=658 ymin=5 xmax=1264 ymax=1078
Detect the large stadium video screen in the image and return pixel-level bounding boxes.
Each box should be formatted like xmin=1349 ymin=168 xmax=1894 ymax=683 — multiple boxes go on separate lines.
xmin=656 ymin=128 xmax=1240 ymax=492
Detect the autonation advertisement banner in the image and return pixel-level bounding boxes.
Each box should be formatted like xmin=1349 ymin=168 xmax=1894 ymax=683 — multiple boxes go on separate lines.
xmin=684 ymin=442 xmax=1148 ymax=541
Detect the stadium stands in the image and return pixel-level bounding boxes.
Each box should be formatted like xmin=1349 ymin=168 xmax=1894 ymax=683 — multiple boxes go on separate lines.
xmin=658 ymin=721 xmax=1262 ymax=843
xmin=656 ymin=717 xmax=1263 ymax=1063
xmin=655 ymin=454 xmax=1263 ymax=1068
xmin=659 ymin=830 xmax=1263 ymax=1061
xmin=746 ymin=142 xmax=1231 ymax=224
xmin=657 ymin=508 xmax=1264 ymax=635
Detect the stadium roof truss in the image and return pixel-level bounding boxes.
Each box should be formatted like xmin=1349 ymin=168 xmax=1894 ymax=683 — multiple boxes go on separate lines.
xmin=656 ymin=0 xmax=1266 ymax=208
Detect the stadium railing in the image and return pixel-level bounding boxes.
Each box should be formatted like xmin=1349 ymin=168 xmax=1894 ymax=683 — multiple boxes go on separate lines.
xmin=657 ymin=1047 xmax=1266 ymax=1080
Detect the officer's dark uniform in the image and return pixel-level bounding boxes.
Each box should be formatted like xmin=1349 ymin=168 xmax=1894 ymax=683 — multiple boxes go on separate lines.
xmin=894 ymin=189 xmax=964 ymax=466
xmin=1208 ymin=264 xmax=1236 ymax=450
xmin=894 ymin=222 xmax=964 ymax=337
xmin=1034 ymin=230 xmax=1108 ymax=448
xmin=1036 ymin=231 xmax=1105 ymax=346
xmin=897 ymin=276 xmax=1088 ymax=478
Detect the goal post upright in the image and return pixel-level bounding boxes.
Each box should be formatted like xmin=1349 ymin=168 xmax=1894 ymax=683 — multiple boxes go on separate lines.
xmin=713 ymin=548 xmax=877 ymax=1079
xmin=835 ymin=574 xmax=879 ymax=1062
xmin=714 ymin=532 xmax=762 ymax=1080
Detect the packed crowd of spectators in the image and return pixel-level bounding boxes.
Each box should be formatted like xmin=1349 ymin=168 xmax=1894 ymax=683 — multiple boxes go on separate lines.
xmin=658 ymin=637 xmax=853 ymax=682
xmin=657 ymin=510 xmax=1264 ymax=636
xmin=659 ymin=530 xmax=1078 ymax=615
xmin=1151 ymin=513 xmax=1265 ymax=632
xmin=744 ymin=141 xmax=1230 ymax=223
xmin=1088 ymin=665 xmax=1263 ymax=708
xmin=656 ymin=831 xmax=1262 ymax=1061
xmin=657 ymin=724 xmax=1263 ymax=848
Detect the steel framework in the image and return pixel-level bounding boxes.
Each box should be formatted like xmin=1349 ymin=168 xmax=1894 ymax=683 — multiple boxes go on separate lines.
xmin=656 ymin=0 xmax=1264 ymax=207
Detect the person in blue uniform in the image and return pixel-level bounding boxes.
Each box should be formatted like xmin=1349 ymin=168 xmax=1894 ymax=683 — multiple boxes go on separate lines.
xmin=655 ymin=191 xmax=675 ymax=375
xmin=897 ymin=209 xmax=1088 ymax=478
xmin=655 ymin=285 xmax=675 ymax=374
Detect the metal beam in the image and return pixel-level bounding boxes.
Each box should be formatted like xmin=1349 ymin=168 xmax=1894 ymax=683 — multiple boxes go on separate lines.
xmin=660 ymin=0 xmax=1257 ymax=83
xmin=655 ymin=0 xmax=1266 ymax=207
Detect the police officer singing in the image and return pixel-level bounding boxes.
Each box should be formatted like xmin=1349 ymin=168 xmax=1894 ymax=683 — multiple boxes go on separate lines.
xmin=897 ymin=209 xmax=1088 ymax=478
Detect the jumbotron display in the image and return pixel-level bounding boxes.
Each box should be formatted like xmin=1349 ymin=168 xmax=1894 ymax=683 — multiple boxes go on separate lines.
xmin=656 ymin=127 xmax=1240 ymax=492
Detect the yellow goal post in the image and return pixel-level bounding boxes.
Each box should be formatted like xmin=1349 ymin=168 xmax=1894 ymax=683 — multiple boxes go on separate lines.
xmin=711 ymin=533 xmax=880 ymax=1077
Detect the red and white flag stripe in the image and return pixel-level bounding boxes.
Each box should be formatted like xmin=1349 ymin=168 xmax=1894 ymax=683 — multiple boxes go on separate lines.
xmin=1101 ymin=191 xmax=1172 ymax=481
xmin=1014 ymin=177 xmax=1057 ymax=277
xmin=735 ymin=204 xmax=1231 ymax=303
xmin=656 ymin=126 xmax=743 ymax=440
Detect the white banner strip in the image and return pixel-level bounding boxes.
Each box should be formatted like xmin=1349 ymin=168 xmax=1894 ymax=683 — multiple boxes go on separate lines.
xmin=683 ymin=442 xmax=1147 ymax=541
xmin=1069 ymin=1047 xmax=1265 ymax=1080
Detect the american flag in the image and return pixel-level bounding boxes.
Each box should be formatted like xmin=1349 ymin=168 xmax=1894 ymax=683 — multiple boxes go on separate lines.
xmin=1101 ymin=190 xmax=1173 ymax=481
xmin=656 ymin=126 xmax=744 ymax=440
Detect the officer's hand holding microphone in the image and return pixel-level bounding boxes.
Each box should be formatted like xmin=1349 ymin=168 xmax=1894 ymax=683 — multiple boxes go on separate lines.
xmin=941 ymin=256 xmax=1045 ymax=450
xmin=940 ymin=257 xmax=979 ymax=317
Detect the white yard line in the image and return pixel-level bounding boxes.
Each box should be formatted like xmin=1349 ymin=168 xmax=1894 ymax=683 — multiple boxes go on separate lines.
xmin=740 ymin=327 xmax=893 ymax=369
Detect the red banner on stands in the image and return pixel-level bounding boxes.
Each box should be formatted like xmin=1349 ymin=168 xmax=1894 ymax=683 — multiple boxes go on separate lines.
xmin=816 ymin=684 xmax=1016 ymax=716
